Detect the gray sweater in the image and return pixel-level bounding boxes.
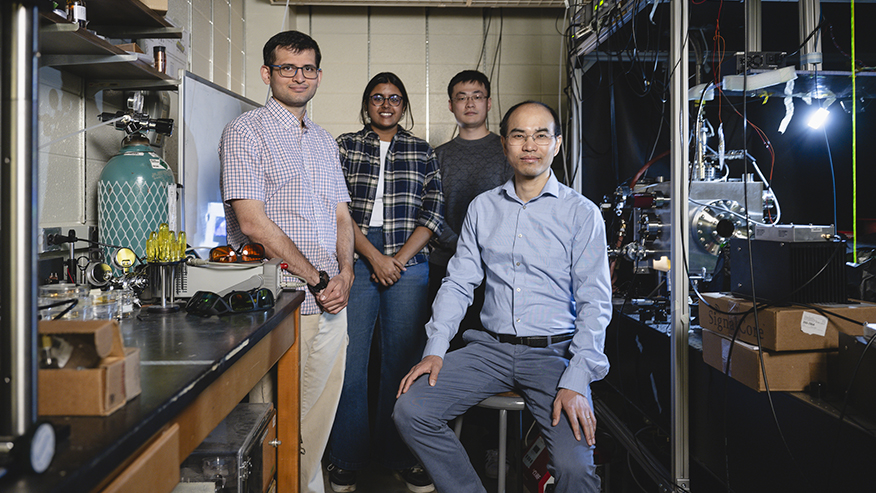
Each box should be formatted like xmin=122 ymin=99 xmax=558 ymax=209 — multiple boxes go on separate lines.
xmin=430 ymin=132 xmax=512 ymax=267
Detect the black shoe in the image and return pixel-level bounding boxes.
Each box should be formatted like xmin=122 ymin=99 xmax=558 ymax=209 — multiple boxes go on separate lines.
xmin=327 ymin=464 xmax=357 ymax=492
xmin=396 ymin=465 xmax=435 ymax=493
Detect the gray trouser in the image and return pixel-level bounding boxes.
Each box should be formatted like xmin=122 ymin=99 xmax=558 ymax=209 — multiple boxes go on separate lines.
xmin=393 ymin=330 xmax=600 ymax=493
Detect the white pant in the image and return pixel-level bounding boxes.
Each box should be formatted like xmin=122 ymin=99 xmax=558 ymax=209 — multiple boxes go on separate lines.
xmin=299 ymin=309 xmax=348 ymax=493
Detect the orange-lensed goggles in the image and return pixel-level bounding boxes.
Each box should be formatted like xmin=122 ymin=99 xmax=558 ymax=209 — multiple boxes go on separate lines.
xmin=209 ymin=243 xmax=266 ymax=263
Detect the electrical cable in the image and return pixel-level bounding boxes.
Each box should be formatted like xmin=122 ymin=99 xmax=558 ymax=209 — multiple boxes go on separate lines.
xmin=40 ymin=298 xmax=79 ymax=321
xmin=630 ymin=425 xmax=691 ymax=492
xmin=785 ymin=17 xmax=826 ymax=60
xmin=626 ymin=445 xmax=653 ymax=493
xmin=687 ymin=240 xmax=845 ymax=493
xmin=477 ymin=9 xmax=492 ymax=73
xmin=488 ymin=11 xmax=503 ymax=120
xmin=824 ymin=330 xmax=876 ymax=491
xmin=695 ymin=247 xmax=845 ymax=487
xmin=827 ymin=21 xmax=873 ymax=71
xmin=595 ymin=2 xmax=857 ymax=490
xmin=822 ymin=127 xmax=839 ymax=229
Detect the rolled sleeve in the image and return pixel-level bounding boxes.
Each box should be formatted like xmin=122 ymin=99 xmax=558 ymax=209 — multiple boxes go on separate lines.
xmin=418 ymin=148 xmax=444 ymax=235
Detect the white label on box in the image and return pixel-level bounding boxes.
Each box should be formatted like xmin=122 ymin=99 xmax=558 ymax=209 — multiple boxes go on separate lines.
xmin=800 ymin=311 xmax=828 ymax=336
xmin=720 ymin=338 xmax=732 ymax=376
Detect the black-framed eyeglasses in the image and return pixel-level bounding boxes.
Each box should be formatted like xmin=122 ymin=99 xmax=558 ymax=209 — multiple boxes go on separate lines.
xmin=267 ymin=64 xmax=320 ymax=79
xmin=209 ymin=243 xmax=266 ymax=263
xmin=370 ymin=94 xmax=403 ymax=107
xmin=185 ymin=288 xmax=276 ymax=317
xmin=506 ymin=132 xmax=555 ymax=146
xmin=452 ymin=94 xmax=487 ymax=103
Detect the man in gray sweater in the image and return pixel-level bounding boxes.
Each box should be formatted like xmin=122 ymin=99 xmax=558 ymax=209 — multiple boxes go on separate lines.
xmin=429 ymin=70 xmax=512 ymax=340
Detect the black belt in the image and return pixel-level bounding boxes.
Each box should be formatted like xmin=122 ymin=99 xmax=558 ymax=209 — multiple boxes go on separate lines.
xmin=489 ymin=331 xmax=575 ymax=348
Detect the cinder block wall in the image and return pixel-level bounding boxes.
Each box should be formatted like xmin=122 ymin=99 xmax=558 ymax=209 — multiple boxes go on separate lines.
xmin=36 ymin=0 xmax=565 ymax=240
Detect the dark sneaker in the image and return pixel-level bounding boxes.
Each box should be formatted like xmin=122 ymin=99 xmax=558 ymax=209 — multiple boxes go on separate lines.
xmin=327 ymin=464 xmax=357 ymax=492
xmin=396 ymin=465 xmax=435 ymax=493
xmin=484 ymin=448 xmax=509 ymax=480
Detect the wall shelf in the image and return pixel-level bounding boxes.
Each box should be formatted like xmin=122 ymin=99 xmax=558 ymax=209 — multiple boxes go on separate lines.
xmin=86 ymin=0 xmax=182 ymax=39
xmin=39 ymin=3 xmax=180 ymax=91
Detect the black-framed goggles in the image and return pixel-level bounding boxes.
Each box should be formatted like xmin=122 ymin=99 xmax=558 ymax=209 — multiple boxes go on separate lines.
xmin=185 ymin=288 xmax=275 ymax=317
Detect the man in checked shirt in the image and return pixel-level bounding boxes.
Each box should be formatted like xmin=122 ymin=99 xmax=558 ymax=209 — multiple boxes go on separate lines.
xmin=394 ymin=101 xmax=612 ymax=493
xmin=219 ymin=31 xmax=355 ymax=493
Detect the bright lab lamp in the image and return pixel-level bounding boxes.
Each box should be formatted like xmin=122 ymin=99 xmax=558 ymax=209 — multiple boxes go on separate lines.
xmin=808 ymin=107 xmax=830 ymax=129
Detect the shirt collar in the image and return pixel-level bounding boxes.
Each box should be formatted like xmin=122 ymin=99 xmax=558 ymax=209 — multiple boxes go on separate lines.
xmin=502 ymin=170 xmax=559 ymax=203
xmin=267 ymin=97 xmax=310 ymax=130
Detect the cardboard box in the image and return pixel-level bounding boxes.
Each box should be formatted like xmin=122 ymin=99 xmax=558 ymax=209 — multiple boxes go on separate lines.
xmin=38 ymin=320 xmax=140 ymax=416
xmin=698 ymin=292 xmax=876 ymax=351
xmin=124 ymin=346 xmax=142 ymax=402
xmin=140 ymin=0 xmax=168 ymax=15
xmin=115 ymin=43 xmax=145 ymax=54
xmin=701 ymin=329 xmax=829 ymax=392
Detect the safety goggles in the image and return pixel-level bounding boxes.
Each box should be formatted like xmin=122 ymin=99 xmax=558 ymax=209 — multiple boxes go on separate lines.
xmin=185 ymin=288 xmax=275 ymax=317
xmin=208 ymin=243 xmax=266 ymax=263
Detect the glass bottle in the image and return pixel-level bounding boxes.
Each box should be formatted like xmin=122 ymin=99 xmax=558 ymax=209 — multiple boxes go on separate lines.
xmin=66 ymin=0 xmax=87 ymax=29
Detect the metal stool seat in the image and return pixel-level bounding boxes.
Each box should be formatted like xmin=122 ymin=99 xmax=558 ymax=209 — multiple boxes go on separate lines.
xmin=454 ymin=391 xmax=526 ymax=493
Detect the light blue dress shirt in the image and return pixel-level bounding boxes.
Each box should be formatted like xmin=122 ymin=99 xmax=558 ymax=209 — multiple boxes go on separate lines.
xmin=424 ymin=172 xmax=613 ymax=395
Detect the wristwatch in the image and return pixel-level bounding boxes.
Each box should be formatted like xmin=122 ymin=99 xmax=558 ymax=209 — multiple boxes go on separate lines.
xmin=308 ymin=270 xmax=330 ymax=294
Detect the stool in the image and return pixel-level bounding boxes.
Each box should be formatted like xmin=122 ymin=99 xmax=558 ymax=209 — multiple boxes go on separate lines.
xmin=453 ymin=391 xmax=526 ymax=493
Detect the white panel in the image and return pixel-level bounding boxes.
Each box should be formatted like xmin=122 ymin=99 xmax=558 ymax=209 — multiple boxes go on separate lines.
xmin=180 ymin=73 xmax=260 ymax=249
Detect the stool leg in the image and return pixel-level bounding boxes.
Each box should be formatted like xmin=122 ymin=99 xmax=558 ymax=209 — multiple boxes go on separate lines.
xmin=453 ymin=415 xmax=464 ymax=439
xmin=498 ymin=409 xmax=507 ymax=493
xmin=514 ymin=409 xmax=523 ymax=493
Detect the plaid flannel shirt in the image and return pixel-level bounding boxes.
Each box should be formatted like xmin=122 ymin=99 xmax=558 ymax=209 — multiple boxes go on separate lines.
xmin=338 ymin=126 xmax=443 ymax=266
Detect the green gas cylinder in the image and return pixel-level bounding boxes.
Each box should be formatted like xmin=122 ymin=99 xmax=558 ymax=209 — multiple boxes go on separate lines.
xmin=98 ymin=133 xmax=175 ymax=269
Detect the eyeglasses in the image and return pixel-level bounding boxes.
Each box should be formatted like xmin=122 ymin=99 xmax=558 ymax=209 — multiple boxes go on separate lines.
xmin=185 ymin=288 xmax=275 ymax=317
xmin=267 ymin=64 xmax=320 ymax=79
xmin=506 ymin=132 xmax=556 ymax=147
xmin=370 ymin=94 xmax=403 ymax=107
xmin=209 ymin=243 xmax=266 ymax=263
xmin=452 ymin=94 xmax=487 ymax=103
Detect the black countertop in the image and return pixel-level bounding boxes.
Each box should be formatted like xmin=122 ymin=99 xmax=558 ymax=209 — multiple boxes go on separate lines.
xmin=1 ymin=290 xmax=303 ymax=493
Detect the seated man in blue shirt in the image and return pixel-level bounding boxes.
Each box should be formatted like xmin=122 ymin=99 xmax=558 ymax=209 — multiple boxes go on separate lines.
xmin=394 ymin=101 xmax=612 ymax=493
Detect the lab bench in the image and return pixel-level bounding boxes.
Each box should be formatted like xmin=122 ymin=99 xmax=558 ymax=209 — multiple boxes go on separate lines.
xmin=2 ymin=290 xmax=304 ymax=493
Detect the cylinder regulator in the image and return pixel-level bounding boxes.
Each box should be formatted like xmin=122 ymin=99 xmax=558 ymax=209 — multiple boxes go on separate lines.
xmin=97 ymin=108 xmax=175 ymax=272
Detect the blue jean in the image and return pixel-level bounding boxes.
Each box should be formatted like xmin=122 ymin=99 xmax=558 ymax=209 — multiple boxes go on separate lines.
xmin=328 ymin=228 xmax=429 ymax=470
xmin=393 ymin=329 xmax=601 ymax=493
